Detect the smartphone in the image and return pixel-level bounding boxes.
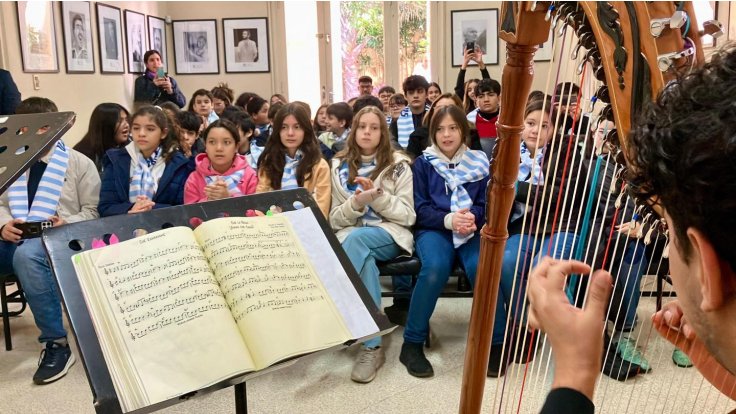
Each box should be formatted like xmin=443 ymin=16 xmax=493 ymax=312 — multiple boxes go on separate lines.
xmin=156 ymin=67 xmax=166 ymax=78
xmin=466 ymin=41 xmax=475 ymax=52
xmin=16 ymin=221 xmax=53 ymax=239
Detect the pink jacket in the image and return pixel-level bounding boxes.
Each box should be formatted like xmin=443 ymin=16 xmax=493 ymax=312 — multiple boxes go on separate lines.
xmin=184 ymin=153 xmax=258 ymax=204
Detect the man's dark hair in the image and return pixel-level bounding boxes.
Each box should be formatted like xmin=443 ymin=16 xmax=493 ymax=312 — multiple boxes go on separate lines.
xmin=528 ymin=90 xmax=546 ymax=103
xmin=221 ymin=111 xmax=255 ymax=136
xmin=16 ymin=97 xmax=58 ymax=114
xmin=220 ymin=105 xmax=244 ymax=119
xmin=143 ymin=50 xmax=161 ymax=65
xmin=268 ymin=102 xmax=284 ymax=120
xmin=378 ymin=86 xmax=395 ymax=96
xmin=352 ymin=95 xmax=383 ymax=113
xmin=175 ymin=110 xmax=201 ymax=132
xmin=474 ymin=78 xmax=501 ymax=96
xmin=626 ymin=46 xmax=736 ymax=271
xmin=554 ymin=82 xmax=579 ymax=99
xmin=402 ymin=75 xmax=429 ymax=94
xmin=326 ymin=102 xmax=353 ymax=125
xmin=358 ymin=75 xmax=373 ymax=84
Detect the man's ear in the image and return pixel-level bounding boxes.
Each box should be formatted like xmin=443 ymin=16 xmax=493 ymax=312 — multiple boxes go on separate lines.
xmin=689 ymin=227 xmax=731 ymax=312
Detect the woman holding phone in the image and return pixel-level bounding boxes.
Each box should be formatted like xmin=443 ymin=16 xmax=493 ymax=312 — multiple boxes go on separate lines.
xmin=134 ymin=50 xmax=187 ymax=109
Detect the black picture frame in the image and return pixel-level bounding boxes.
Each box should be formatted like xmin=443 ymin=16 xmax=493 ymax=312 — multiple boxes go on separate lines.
xmin=60 ymin=1 xmax=95 ymax=74
xmin=147 ymin=15 xmax=168 ymax=69
xmin=96 ymin=3 xmax=125 ymax=74
xmin=124 ymin=9 xmax=146 ymax=74
xmin=450 ymin=8 xmax=499 ymax=67
xmin=172 ymin=19 xmax=219 ymax=75
xmin=222 ymin=17 xmax=270 ymax=73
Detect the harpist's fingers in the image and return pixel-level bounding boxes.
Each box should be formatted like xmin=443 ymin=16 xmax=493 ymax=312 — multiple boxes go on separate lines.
xmin=545 ymin=260 xmax=591 ymax=291
xmin=584 ymin=270 xmax=613 ymax=321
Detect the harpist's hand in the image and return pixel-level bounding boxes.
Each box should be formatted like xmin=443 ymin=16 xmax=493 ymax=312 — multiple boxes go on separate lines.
xmin=527 ymin=258 xmax=612 ymax=401
xmin=652 ymin=301 xmax=736 ymax=399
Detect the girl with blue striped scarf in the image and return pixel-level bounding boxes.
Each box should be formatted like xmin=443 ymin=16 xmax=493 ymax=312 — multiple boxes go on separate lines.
xmin=400 ymin=105 xmax=490 ymax=378
xmin=256 ymin=103 xmax=331 ymax=218
xmin=98 ymin=106 xmax=192 ymax=217
xmin=329 ymin=106 xmax=415 ymax=384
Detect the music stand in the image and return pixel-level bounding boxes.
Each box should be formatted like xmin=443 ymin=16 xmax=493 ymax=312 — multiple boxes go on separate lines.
xmin=42 ymin=190 xmax=393 ymax=414
xmin=0 ymin=112 xmax=75 ymax=194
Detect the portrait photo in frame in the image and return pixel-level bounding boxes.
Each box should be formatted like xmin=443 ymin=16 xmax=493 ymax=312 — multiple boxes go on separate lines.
xmin=148 ymin=15 xmax=167 ymax=69
xmin=61 ymin=1 xmax=95 ymax=73
xmin=223 ymin=18 xmax=270 ymax=73
xmin=96 ymin=3 xmax=124 ymax=73
xmin=172 ymin=20 xmax=219 ymax=74
xmin=16 ymin=1 xmax=59 ymax=73
xmin=451 ymin=9 xmax=499 ymax=67
xmin=124 ymin=9 xmax=147 ymax=73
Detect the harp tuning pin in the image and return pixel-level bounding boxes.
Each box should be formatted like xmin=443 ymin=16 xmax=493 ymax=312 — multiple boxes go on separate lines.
xmin=644 ymin=223 xmax=657 ymax=245
xmin=650 ymin=10 xmax=687 ymax=38
xmin=662 ymin=240 xmax=670 ymax=258
xmin=657 ymin=46 xmax=695 ymax=72
xmin=614 ymin=185 xmax=626 ymax=208
xmin=545 ymin=4 xmax=555 ymax=22
xmin=588 ymin=96 xmax=597 ymax=112
xmin=700 ymin=20 xmax=724 ymax=38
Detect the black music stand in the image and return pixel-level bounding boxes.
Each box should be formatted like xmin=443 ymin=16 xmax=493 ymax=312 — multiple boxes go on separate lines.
xmin=0 ymin=112 xmax=75 ymax=194
xmin=42 ymin=190 xmax=393 ymax=414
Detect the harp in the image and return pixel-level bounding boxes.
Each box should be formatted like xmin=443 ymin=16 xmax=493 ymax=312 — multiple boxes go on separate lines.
xmin=459 ymin=2 xmax=731 ymax=412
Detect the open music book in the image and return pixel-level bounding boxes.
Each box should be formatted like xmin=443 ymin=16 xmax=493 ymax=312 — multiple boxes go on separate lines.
xmin=72 ymin=211 xmax=377 ymax=412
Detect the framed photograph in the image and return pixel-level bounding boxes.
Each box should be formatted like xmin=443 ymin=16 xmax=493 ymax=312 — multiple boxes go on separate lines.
xmin=16 ymin=1 xmax=59 ymax=73
xmin=124 ymin=9 xmax=147 ymax=73
xmin=96 ymin=3 xmax=124 ymax=73
xmin=451 ymin=9 xmax=499 ymax=67
xmin=223 ymin=18 xmax=270 ymax=73
xmin=148 ymin=15 xmax=168 ymax=69
xmin=534 ymin=27 xmax=555 ymax=62
xmin=172 ymin=19 xmax=219 ymax=74
xmin=61 ymin=1 xmax=95 ymax=73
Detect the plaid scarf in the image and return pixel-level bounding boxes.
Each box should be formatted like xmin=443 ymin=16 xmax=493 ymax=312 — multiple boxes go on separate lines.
xmin=423 ymin=145 xmax=489 ymax=247
xmin=129 ymin=146 xmax=162 ymax=202
xmin=281 ymin=150 xmax=302 ymax=190
xmin=338 ymin=159 xmax=381 ymax=226
xmin=8 ymin=141 xmax=69 ymax=221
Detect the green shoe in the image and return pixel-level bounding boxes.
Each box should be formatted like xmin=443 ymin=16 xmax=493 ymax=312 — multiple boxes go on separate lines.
xmin=616 ymin=337 xmax=652 ymax=373
xmin=672 ymin=348 xmax=693 ymax=368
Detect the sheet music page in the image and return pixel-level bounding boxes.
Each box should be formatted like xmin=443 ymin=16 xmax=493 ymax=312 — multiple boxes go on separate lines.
xmin=194 ymin=215 xmax=353 ymax=368
xmin=282 ymin=208 xmax=380 ymax=339
xmin=74 ymin=226 xmax=254 ymax=412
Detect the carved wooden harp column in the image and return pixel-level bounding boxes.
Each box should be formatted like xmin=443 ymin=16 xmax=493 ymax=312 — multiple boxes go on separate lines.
xmin=459 ymin=2 xmax=709 ymax=412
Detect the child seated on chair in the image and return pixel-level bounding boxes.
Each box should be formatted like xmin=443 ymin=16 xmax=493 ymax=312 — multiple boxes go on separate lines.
xmin=329 ymin=106 xmax=415 ymax=384
xmin=184 ymin=120 xmax=258 ymax=204
xmin=318 ymin=102 xmax=353 ymax=154
xmin=399 ymin=105 xmax=490 ymax=378
xmin=0 ymin=97 xmax=101 ymax=385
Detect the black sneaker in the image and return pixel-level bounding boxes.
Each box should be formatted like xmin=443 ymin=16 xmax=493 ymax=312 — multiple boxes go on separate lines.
xmin=384 ymin=298 xmax=410 ymax=326
xmin=601 ymin=345 xmax=640 ymax=381
xmin=487 ymin=344 xmax=508 ymax=378
xmin=399 ymin=341 xmax=434 ymax=377
xmin=33 ymin=341 xmax=76 ymax=385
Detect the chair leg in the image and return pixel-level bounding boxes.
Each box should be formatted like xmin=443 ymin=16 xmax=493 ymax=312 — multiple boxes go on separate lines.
xmin=1 ymin=281 xmax=12 ymax=351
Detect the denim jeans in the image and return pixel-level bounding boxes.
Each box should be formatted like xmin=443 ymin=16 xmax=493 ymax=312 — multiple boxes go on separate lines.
xmin=612 ymin=241 xmax=648 ymax=332
xmin=403 ymin=230 xmax=481 ymax=344
xmin=341 ymin=227 xmax=401 ymax=348
xmin=493 ymin=232 xmax=577 ymax=345
xmin=0 ymin=239 xmax=66 ymax=343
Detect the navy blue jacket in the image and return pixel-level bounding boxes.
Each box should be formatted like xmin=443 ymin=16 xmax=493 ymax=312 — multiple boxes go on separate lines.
xmin=412 ymin=154 xmax=490 ymax=237
xmin=98 ymin=148 xmax=192 ymax=217
xmin=133 ymin=74 xmax=186 ymax=108
xmin=0 ymin=69 xmax=21 ymax=115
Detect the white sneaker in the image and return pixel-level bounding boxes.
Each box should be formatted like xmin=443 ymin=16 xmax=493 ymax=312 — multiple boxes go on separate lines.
xmin=351 ymin=346 xmax=385 ymax=383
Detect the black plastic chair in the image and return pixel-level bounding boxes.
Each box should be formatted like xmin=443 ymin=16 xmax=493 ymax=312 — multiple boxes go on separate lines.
xmin=0 ymin=273 xmax=27 ymax=351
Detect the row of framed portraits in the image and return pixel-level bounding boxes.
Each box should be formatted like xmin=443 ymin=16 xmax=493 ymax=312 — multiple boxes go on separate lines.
xmin=16 ymin=1 xmax=270 ymax=74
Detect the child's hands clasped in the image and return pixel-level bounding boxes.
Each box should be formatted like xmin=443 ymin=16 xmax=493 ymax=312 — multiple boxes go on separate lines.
xmin=205 ymin=180 xmax=230 ymax=201
xmin=452 ymin=208 xmax=476 ymax=235
xmin=129 ymin=196 xmax=155 ymax=214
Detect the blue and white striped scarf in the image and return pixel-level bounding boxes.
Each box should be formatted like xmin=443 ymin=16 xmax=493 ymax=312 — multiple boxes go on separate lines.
xmin=281 ymin=150 xmax=302 ymax=190
xmin=8 ymin=141 xmax=69 ymax=221
xmin=385 ymin=115 xmax=392 ymax=125
xmin=204 ymin=168 xmax=245 ymax=197
xmin=396 ymin=104 xmax=430 ymax=149
xmin=338 ymin=159 xmax=381 ymax=226
xmin=466 ymin=108 xmax=479 ymax=125
xmin=423 ymin=145 xmax=490 ymax=247
xmin=129 ymin=146 xmax=162 ymax=202
xmin=518 ymin=141 xmax=545 ymax=185
xmin=249 ymin=140 xmax=264 ymax=169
